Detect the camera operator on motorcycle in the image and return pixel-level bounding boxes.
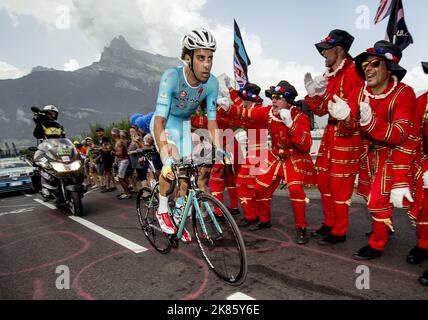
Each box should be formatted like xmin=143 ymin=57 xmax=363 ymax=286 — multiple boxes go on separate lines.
xmin=33 ymin=105 xmax=65 ymax=141
xmin=31 ymin=104 xmax=85 ymax=216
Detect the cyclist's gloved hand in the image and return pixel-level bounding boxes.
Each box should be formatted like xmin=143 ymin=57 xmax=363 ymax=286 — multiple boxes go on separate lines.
xmin=161 ymin=157 xmax=175 ymax=179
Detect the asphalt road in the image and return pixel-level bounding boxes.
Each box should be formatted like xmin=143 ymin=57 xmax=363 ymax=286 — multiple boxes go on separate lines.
xmin=0 ymin=186 xmax=427 ymax=300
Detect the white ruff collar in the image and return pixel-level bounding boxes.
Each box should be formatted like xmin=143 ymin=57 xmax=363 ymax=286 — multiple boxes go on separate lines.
xmin=363 ymin=76 xmax=398 ymax=100
xmin=324 ymin=58 xmax=347 ymax=78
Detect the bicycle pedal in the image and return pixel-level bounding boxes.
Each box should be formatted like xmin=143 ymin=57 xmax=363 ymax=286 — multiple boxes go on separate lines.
xmin=169 ymin=235 xmax=179 ymax=248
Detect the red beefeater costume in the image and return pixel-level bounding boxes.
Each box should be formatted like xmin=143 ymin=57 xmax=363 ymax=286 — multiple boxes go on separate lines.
xmin=225 ymin=101 xmax=316 ymax=226
xmin=217 ymin=87 xmax=267 ymax=222
xmin=305 ymin=58 xmax=364 ymax=236
xmin=350 ymin=42 xmax=417 ymax=255
xmin=191 ymin=101 xmax=243 ymax=212
xmin=349 ymin=80 xmax=416 ymax=251
xmin=409 ymin=91 xmax=428 ymax=251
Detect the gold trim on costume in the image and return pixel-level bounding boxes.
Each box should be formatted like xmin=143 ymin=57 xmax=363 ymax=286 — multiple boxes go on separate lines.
xmin=240 ymin=197 xmax=250 ymax=204
xmin=373 ymin=217 xmax=395 ymax=233
xmin=333 ymin=146 xmax=360 ymax=151
xmin=331 ymin=173 xmax=357 ymax=178
xmin=290 ymin=197 xmax=310 ymax=204
xmin=334 ymin=199 xmax=352 ymax=206
xmin=331 ymin=159 xmax=359 ymax=164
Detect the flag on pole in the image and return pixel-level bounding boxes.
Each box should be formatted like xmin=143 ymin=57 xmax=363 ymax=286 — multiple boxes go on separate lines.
xmin=374 ymin=0 xmax=394 ymax=24
xmin=374 ymin=0 xmax=413 ymax=50
xmin=233 ymin=19 xmax=251 ymax=88
xmin=386 ymin=0 xmax=413 ymax=50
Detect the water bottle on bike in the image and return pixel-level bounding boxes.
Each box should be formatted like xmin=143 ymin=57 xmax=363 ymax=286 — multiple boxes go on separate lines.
xmin=173 ymin=196 xmax=192 ymax=243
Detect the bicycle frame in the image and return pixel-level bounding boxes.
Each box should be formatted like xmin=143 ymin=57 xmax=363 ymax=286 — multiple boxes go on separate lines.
xmin=160 ymin=160 xmax=223 ymax=241
xmin=173 ymin=188 xmax=223 ymax=242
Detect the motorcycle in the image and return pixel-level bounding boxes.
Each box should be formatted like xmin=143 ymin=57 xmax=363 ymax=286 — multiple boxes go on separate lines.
xmin=31 ymin=138 xmax=86 ymax=216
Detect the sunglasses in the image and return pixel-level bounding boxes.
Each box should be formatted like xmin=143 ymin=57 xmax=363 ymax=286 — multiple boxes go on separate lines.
xmin=361 ymin=58 xmax=382 ymax=71
xmin=271 ymin=94 xmax=285 ymax=100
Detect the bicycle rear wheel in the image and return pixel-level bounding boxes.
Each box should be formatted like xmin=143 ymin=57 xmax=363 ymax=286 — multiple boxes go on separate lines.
xmin=136 ymin=187 xmax=171 ymax=254
xmin=192 ymin=193 xmax=247 ymax=286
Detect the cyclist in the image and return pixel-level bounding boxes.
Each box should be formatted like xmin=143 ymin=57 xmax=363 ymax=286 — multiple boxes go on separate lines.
xmin=151 ymin=28 xmax=221 ymax=243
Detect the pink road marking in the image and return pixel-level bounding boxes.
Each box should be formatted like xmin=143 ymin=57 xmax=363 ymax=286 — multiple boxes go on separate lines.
xmin=71 ymin=247 xmax=210 ymax=301
xmin=293 ymin=244 xmax=420 ymax=278
xmin=118 ymin=212 xmax=129 ymax=220
xmin=241 ymin=228 xmax=293 ymax=245
xmin=32 ymin=279 xmax=44 ymax=300
xmin=178 ymin=249 xmax=210 ymax=301
xmin=274 ymin=215 xmax=420 ymax=278
xmin=0 ymin=212 xmax=65 ymax=238
xmin=0 ymin=231 xmax=90 ymax=277
xmin=72 ymin=250 xmax=129 ymax=300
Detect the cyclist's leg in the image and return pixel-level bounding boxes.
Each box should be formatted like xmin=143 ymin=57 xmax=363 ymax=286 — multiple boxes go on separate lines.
xmin=157 ymin=142 xmax=180 ymax=234
xmin=198 ymin=165 xmax=212 ymax=193
xmin=156 ymin=122 xmax=188 ymax=235
xmin=159 ymin=142 xmax=179 ymax=199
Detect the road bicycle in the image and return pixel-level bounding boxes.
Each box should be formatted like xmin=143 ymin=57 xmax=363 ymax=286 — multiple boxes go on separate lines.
xmin=136 ymin=158 xmax=247 ymax=286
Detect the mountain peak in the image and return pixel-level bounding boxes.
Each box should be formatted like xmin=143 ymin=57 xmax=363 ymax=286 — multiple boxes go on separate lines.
xmin=100 ymin=35 xmax=136 ymax=63
xmin=108 ymin=35 xmax=132 ymax=50
xmin=94 ymin=35 xmax=182 ymax=81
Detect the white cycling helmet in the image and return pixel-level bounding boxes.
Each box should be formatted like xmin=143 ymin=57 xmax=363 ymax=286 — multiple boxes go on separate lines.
xmin=182 ymin=28 xmax=217 ymax=52
xmin=43 ymin=105 xmax=59 ymax=113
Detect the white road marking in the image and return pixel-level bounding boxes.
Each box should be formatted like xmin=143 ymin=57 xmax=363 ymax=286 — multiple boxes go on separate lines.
xmin=33 ymin=199 xmax=57 ymax=210
xmin=0 ymin=204 xmax=39 ymax=208
xmin=32 ymin=196 xmax=147 ymax=254
xmin=69 ymin=216 xmax=148 ymax=254
xmin=24 ymin=194 xmax=32 ymax=197
xmin=227 ymin=292 xmax=256 ymax=300
xmin=0 ymin=207 xmax=35 ymax=217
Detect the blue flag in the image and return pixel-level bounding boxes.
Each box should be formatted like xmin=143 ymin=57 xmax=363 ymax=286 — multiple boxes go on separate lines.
xmin=233 ymin=19 xmax=251 ymax=88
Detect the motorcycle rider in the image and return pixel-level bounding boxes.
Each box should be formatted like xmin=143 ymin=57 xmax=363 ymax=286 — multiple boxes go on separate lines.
xmin=33 ymin=105 xmax=65 ymax=140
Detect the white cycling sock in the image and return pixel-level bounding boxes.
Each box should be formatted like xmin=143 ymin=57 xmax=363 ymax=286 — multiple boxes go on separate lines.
xmin=158 ymin=195 xmax=169 ymax=214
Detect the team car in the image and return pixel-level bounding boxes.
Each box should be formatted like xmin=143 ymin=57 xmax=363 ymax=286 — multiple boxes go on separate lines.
xmin=0 ymin=157 xmax=39 ymax=194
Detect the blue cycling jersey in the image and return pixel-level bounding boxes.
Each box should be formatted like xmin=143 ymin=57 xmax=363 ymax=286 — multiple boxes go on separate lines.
xmin=154 ymin=67 xmax=218 ymax=120
xmin=151 ymin=67 xmax=218 ymax=159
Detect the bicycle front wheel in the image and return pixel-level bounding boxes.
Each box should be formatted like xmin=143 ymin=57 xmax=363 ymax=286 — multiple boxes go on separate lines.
xmin=192 ymin=193 xmax=247 ymax=286
xmin=136 ymin=187 xmax=171 ymax=254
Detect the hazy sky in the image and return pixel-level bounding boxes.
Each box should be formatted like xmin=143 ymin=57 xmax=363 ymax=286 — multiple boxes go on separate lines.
xmin=0 ymin=0 xmax=427 ymax=96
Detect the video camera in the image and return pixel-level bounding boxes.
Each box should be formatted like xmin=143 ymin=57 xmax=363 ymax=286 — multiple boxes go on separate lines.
xmin=31 ymin=106 xmax=47 ymax=124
